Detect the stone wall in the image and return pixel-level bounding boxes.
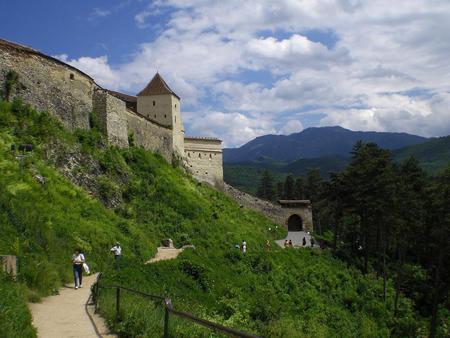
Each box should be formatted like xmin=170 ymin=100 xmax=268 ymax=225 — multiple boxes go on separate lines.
xmin=224 ymin=183 xmax=313 ymax=232
xmin=0 ymin=39 xmax=96 ymax=130
xmin=184 ymin=137 xmax=223 ymax=189
xmin=93 ymin=90 xmax=129 ymax=148
xmin=125 ymin=109 xmax=173 ymax=162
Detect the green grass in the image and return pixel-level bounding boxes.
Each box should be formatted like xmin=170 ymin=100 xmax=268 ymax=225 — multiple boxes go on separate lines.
xmin=0 ymin=274 xmax=36 ymax=338
xmin=0 ymin=99 xmax=419 ymax=337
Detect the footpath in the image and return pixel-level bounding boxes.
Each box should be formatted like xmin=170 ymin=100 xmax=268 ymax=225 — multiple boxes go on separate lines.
xmin=29 ymin=246 xmax=186 ymax=338
xmin=29 ymin=274 xmax=116 ymax=338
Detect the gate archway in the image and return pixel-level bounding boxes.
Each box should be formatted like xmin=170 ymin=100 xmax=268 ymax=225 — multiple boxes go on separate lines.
xmin=287 ymin=214 xmax=303 ymax=231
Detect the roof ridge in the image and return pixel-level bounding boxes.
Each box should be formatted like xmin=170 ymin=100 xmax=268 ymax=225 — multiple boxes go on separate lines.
xmin=137 ymin=73 xmax=180 ymax=99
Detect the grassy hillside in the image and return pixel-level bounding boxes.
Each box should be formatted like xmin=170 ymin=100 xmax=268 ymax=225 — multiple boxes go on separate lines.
xmin=0 ymin=99 xmax=419 ymax=337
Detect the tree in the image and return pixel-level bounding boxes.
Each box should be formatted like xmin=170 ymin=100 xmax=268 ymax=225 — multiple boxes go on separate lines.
xmin=294 ymin=176 xmax=305 ymax=199
xmin=424 ymin=167 xmax=450 ymax=338
xmin=305 ymin=168 xmax=323 ymax=203
xmin=283 ymin=175 xmax=295 ymax=199
xmin=256 ymin=170 xmax=275 ymax=201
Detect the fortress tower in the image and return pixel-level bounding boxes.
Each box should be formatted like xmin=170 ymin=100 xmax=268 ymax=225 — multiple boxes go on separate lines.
xmin=137 ymin=73 xmax=185 ymax=155
xmin=0 ymin=39 xmax=224 ymax=189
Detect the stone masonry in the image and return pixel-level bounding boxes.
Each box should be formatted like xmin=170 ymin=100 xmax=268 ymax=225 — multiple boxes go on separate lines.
xmin=224 ymin=183 xmax=313 ymax=232
xmin=0 ymin=39 xmax=224 ymax=186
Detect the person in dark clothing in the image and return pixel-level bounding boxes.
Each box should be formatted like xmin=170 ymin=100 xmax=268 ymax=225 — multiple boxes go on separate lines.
xmin=302 ymin=237 xmax=307 ymax=246
xmin=311 ymin=237 xmax=315 ymax=247
xmin=288 ymin=239 xmax=293 ymax=247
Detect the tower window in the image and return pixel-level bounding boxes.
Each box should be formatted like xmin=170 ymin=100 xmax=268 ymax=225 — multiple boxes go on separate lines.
xmin=154 ymin=114 xmax=156 ymax=118
xmin=175 ymin=116 xmax=176 ymax=123
xmin=175 ymin=104 xmax=177 ymax=108
xmin=209 ymin=154 xmax=212 ymax=159
xmin=164 ymin=114 xmax=167 ymax=118
xmin=153 ymin=101 xmax=156 ymax=106
xmin=69 ymin=73 xmax=74 ymax=80
xmin=205 ymin=172 xmax=208 ymax=175
xmin=198 ymin=153 xmax=202 ymax=158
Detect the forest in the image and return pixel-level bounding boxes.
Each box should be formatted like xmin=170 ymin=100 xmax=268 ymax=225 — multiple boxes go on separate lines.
xmin=256 ymin=142 xmax=450 ymax=337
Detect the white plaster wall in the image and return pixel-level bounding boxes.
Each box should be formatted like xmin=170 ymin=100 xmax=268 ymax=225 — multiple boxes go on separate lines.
xmin=184 ymin=138 xmax=223 ymax=189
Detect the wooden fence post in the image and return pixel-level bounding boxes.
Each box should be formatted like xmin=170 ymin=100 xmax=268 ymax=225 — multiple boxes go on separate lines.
xmin=116 ymin=287 xmax=121 ymax=322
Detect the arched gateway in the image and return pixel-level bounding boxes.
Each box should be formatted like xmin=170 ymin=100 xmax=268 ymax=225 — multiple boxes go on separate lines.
xmin=279 ymin=200 xmax=313 ymax=233
xmin=287 ymin=214 xmax=303 ymax=231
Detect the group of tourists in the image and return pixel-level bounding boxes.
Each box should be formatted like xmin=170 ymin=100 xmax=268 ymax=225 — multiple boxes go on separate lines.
xmin=71 ymin=242 xmax=122 ymax=289
xmin=284 ymin=236 xmax=315 ymax=248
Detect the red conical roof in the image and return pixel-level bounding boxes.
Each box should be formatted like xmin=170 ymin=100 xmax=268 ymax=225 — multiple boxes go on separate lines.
xmin=137 ymin=73 xmax=180 ymax=99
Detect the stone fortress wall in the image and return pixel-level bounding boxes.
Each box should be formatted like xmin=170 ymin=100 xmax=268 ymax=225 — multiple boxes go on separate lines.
xmin=184 ymin=137 xmax=224 ymax=189
xmin=0 ymin=39 xmax=95 ymax=130
xmin=224 ymin=183 xmax=313 ymax=232
xmin=0 ymin=39 xmax=223 ymax=187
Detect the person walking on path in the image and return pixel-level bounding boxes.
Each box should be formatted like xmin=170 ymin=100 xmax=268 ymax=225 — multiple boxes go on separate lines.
xmin=72 ymin=249 xmax=85 ymax=289
xmin=284 ymin=239 xmax=289 ymax=248
xmin=288 ymin=239 xmax=293 ymax=248
xmin=110 ymin=242 xmax=122 ymax=260
xmin=241 ymin=240 xmax=247 ymax=254
xmin=302 ymin=237 xmax=307 ymax=247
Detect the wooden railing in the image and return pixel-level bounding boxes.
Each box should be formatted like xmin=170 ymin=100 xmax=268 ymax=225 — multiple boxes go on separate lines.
xmin=93 ymin=273 xmax=260 ymax=338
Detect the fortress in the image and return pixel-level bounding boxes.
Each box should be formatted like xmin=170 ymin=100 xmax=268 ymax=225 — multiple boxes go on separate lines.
xmin=0 ymin=39 xmax=223 ymax=188
xmin=0 ymin=38 xmax=313 ymax=232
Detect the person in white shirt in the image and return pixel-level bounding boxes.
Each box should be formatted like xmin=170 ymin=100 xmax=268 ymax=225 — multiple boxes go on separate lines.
xmin=71 ymin=249 xmax=85 ymax=289
xmin=241 ymin=240 xmax=247 ymax=254
xmin=110 ymin=242 xmax=122 ymax=260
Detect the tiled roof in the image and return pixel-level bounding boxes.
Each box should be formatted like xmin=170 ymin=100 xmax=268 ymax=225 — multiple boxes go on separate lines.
xmin=137 ymin=73 xmax=180 ymax=99
xmin=107 ymin=90 xmax=137 ymax=112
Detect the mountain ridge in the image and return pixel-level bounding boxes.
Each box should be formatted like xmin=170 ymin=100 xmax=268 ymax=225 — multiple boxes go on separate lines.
xmin=224 ymin=126 xmax=428 ymax=163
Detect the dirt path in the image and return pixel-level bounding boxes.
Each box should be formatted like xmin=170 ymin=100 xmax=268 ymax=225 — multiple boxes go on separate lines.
xmin=145 ymin=247 xmax=184 ymax=264
xmin=29 ymin=274 xmax=116 ymax=338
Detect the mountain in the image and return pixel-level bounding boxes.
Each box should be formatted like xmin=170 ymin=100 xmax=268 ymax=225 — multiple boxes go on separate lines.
xmin=224 ymin=126 xmax=428 ymax=163
xmin=393 ymin=136 xmax=450 ymax=173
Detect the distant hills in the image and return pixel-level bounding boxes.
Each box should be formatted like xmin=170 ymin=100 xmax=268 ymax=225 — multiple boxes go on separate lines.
xmin=223 ymin=126 xmax=428 ymax=163
xmin=223 ymin=127 xmax=450 ymax=194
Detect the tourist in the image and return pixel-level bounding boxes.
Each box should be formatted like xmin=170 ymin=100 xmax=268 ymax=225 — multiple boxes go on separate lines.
xmin=311 ymin=237 xmax=315 ymax=247
xmin=302 ymin=237 xmax=307 ymax=246
xmin=72 ymin=248 xmax=85 ymax=289
xmin=241 ymin=240 xmax=247 ymax=254
xmin=284 ymin=239 xmax=289 ymax=248
xmin=110 ymin=242 xmax=122 ymax=260
xmin=288 ymin=239 xmax=293 ymax=247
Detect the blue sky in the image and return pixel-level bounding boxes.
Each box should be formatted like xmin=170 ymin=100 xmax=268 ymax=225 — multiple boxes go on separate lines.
xmin=1 ymin=0 xmax=450 ymax=147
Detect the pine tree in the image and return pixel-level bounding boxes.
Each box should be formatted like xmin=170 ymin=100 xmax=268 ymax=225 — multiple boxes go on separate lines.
xmin=294 ymin=176 xmax=305 ymax=199
xmin=256 ymin=170 xmax=274 ymax=201
xmin=283 ymin=175 xmax=295 ymax=199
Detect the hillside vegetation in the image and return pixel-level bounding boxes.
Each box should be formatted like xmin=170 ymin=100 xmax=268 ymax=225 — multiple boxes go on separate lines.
xmin=0 ymin=100 xmax=419 ymax=337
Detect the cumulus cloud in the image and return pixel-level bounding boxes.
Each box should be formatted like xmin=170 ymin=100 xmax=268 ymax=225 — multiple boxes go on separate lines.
xmin=58 ymin=0 xmax=450 ymax=146
xmin=183 ymin=111 xmax=277 ymax=147
xmin=54 ymin=54 xmax=119 ymax=89
xmin=281 ymin=120 xmax=304 ymax=135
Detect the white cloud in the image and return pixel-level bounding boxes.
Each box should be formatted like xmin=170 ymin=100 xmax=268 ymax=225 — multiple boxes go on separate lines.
xmin=56 ymin=55 xmax=120 ymax=90
xmin=183 ymin=111 xmax=276 ymax=147
xmin=281 ymin=120 xmax=304 ymax=135
xmin=59 ymin=0 xmax=450 ymax=146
